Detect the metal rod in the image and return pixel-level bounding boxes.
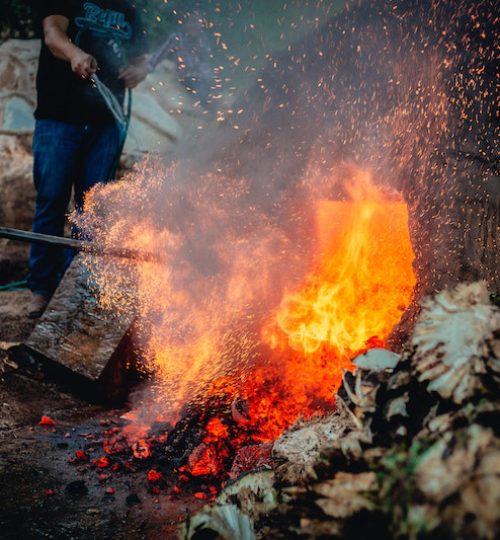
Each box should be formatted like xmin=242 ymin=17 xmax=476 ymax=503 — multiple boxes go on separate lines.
xmin=0 ymin=227 xmax=156 ymax=262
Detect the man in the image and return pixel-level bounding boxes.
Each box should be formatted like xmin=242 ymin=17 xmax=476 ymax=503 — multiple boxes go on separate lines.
xmin=28 ymin=0 xmax=149 ymax=318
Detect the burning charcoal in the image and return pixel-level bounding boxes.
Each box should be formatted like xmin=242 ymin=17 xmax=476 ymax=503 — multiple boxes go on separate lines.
xmin=126 ymin=493 xmax=141 ymax=506
xmin=66 ymin=480 xmax=88 ymax=496
xmin=38 ymin=415 xmax=56 ymax=426
xmin=231 ymin=399 xmax=251 ymax=426
xmin=165 ymin=407 xmax=207 ymax=466
xmin=230 ymin=444 xmax=273 ymax=478
xmin=74 ymin=450 xmax=89 ymax=462
xmin=188 ymin=443 xmax=221 ymax=477
xmin=147 ymin=469 xmax=162 ymax=482
xmin=412 ymin=282 xmax=500 ymax=405
xmin=131 ymin=439 xmax=152 ymax=460
xmin=92 ymin=456 xmax=110 ymax=468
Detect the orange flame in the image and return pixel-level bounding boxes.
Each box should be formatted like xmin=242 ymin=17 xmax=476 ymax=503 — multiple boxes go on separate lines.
xmin=264 ymin=168 xmax=415 ymax=357
xmin=239 ymin=169 xmax=415 ymax=441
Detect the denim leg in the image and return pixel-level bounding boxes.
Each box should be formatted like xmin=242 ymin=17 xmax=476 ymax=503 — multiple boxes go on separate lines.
xmin=75 ymin=122 xmax=123 ymax=209
xmin=28 ymin=120 xmax=85 ymax=295
xmin=65 ymin=122 xmax=123 ymax=267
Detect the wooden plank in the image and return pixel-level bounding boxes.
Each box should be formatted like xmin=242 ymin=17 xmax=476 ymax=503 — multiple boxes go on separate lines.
xmin=21 ymin=254 xmax=135 ymax=384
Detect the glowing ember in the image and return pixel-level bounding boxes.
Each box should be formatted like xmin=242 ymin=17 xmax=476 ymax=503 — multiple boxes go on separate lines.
xmin=38 ymin=415 xmax=56 ymax=426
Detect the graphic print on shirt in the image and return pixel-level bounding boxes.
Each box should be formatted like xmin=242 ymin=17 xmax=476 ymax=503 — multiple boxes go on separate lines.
xmin=75 ymin=2 xmax=132 ymax=40
xmin=74 ymin=1 xmax=137 ymax=94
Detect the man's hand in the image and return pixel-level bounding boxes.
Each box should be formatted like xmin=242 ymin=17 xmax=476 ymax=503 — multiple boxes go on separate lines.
xmin=70 ymin=50 xmax=98 ymax=78
xmin=43 ymin=15 xmax=97 ymax=78
xmin=118 ymin=56 xmax=150 ymax=88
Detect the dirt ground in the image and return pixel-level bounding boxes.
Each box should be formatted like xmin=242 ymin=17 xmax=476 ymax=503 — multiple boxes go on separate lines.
xmin=0 ymin=253 xmax=202 ymax=540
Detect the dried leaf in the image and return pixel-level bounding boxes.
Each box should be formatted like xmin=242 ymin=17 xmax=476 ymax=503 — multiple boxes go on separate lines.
xmin=353 ymin=348 xmax=401 ymax=370
xmin=180 ymin=504 xmax=255 ymax=540
xmin=412 ymin=282 xmax=500 ymax=404
xmin=314 ymin=472 xmax=377 ymax=518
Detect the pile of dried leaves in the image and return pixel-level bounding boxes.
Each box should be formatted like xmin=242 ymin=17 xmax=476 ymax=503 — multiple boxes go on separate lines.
xmin=180 ymin=282 xmax=500 ymax=539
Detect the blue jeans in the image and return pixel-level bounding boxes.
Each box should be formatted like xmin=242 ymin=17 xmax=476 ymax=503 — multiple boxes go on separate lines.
xmin=28 ymin=119 xmax=122 ymax=296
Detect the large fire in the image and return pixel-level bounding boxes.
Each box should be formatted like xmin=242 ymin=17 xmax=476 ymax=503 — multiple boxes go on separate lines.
xmin=241 ymin=169 xmax=415 ymax=441
xmin=79 ymin=162 xmax=415 ymax=481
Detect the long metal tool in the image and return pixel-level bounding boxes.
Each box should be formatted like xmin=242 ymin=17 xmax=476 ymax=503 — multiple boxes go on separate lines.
xmin=0 ymin=227 xmax=156 ymax=262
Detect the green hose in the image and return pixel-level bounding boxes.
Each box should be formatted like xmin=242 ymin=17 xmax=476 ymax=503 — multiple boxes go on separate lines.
xmin=0 ymin=279 xmax=28 ymax=291
xmin=109 ymin=88 xmax=132 ymax=181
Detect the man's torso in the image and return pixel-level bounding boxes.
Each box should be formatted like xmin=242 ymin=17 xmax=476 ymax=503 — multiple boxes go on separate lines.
xmin=35 ymin=0 xmax=145 ymax=124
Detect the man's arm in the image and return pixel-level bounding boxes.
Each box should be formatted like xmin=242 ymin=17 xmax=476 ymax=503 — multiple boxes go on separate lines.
xmin=43 ymin=15 xmax=97 ymax=78
xmin=118 ymin=55 xmax=150 ymax=89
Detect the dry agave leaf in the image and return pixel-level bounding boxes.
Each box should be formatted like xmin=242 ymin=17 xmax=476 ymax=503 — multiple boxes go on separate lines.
xmin=412 ymin=282 xmax=500 ymax=404
xmin=353 ymin=348 xmax=401 ymax=370
xmin=385 ymin=393 xmax=409 ymax=420
xmin=435 ymin=445 xmax=500 ymax=540
xmin=217 ymin=470 xmax=277 ymax=520
xmin=387 ymin=367 xmax=412 ymax=391
xmin=425 ymin=411 xmax=453 ymax=434
xmin=338 ymin=423 xmax=373 ymax=459
xmin=314 ymin=471 xmax=377 ymax=518
xmin=272 ymin=419 xmax=337 ymax=466
xmin=341 ymin=370 xmax=378 ymax=417
xmin=180 ymin=504 xmax=255 ymax=540
xmin=299 ymin=517 xmax=343 ymax=536
xmin=484 ymin=332 xmax=500 ymax=386
xmin=273 ymin=409 xmax=356 ymax=467
xmin=405 ymin=504 xmax=441 ymax=539
xmin=415 ymin=424 xmax=494 ymax=502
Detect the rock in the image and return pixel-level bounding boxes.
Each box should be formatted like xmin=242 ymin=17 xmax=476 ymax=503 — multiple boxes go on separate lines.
xmin=0 ymin=39 xmax=37 ymax=135
xmin=0 ymin=133 xmax=34 ymax=231
xmin=0 ymin=39 xmax=38 ymax=262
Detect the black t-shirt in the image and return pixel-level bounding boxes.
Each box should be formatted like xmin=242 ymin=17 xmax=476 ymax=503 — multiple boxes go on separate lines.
xmin=34 ymin=0 xmax=147 ymax=124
